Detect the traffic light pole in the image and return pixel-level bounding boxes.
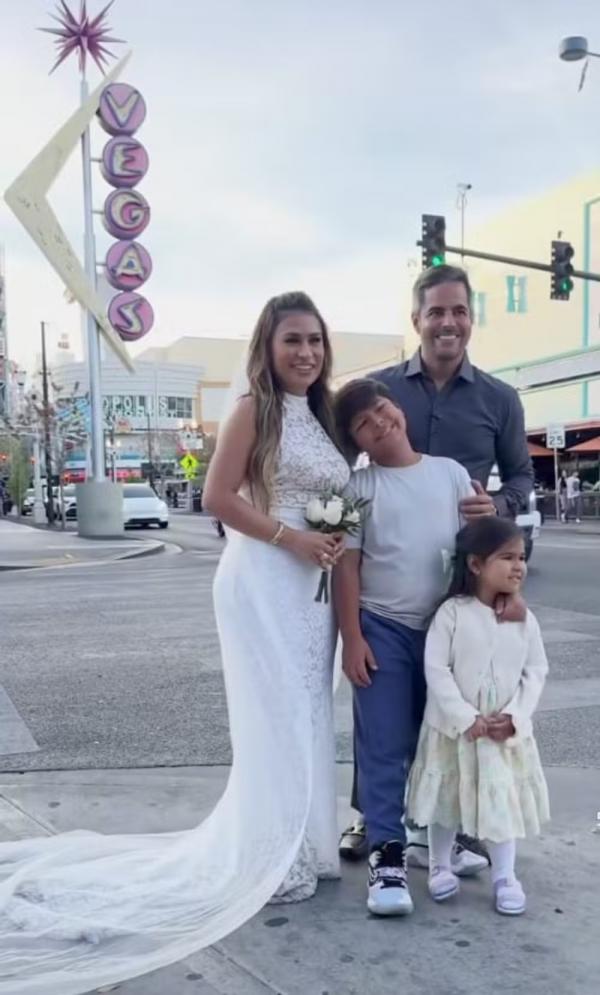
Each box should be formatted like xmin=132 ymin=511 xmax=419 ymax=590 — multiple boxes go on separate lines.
xmin=416 ymin=242 xmax=600 ymax=282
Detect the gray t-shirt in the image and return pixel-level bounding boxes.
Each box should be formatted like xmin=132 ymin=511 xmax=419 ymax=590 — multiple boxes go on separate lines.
xmin=345 ymin=454 xmax=473 ymax=630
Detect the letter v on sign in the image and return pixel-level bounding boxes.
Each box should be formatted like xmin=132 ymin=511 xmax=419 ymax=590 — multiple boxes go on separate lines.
xmin=103 ymin=88 xmax=141 ymax=130
xmin=3 ymin=52 xmax=134 ymax=372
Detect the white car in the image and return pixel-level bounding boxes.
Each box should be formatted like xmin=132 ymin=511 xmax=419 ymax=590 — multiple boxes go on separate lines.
xmin=122 ymin=483 xmax=169 ymax=529
xmin=60 ymin=484 xmax=78 ymax=520
xmin=21 ymin=488 xmax=37 ymax=514
xmin=487 ymin=465 xmax=541 ymax=561
xmin=22 ymin=485 xmax=58 ymax=515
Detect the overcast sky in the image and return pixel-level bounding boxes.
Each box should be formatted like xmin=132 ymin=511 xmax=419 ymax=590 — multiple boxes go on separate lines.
xmin=2 ymin=0 xmax=599 ymax=370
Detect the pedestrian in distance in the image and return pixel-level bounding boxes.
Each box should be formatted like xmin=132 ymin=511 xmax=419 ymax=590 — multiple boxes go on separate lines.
xmin=566 ymin=470 xmax=582 ymax=523
xmin=406 ymin=516 xmax=550 ymax=916
xmin=559 ymin=470 xmax=568 ymax=522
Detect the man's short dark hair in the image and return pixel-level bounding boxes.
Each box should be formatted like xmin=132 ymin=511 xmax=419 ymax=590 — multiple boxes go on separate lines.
xmin=334 ymin=378 xmax=396 ymax=462
xmin=412 ymin=264 xmax=473 ymax=313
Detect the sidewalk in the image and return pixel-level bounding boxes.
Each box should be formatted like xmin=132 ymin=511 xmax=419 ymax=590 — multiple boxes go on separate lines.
xmin=0 ymin=764 xmax=597 ymax=995
xmin=0 ymin=518 xmax=166 ymax=570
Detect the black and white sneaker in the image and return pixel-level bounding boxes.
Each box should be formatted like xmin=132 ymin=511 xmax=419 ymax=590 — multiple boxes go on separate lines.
xmin=367 ymin=841 xmax=414 ymax=916
xmin=406 ymin=830 xmax=489 ymax=877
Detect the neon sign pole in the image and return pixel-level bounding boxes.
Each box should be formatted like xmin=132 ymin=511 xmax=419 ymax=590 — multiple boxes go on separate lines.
xmin=82 ymin=69 xmax=105 ymax=479
xmin=5 ymin=3 xmax=154 ymax=530
xmin=41 ymin=0 xmax=125 ymax=480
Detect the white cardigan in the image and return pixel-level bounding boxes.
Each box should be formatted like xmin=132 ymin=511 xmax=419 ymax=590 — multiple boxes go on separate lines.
xmin=423 ymin=596 xmax=548 ymax=746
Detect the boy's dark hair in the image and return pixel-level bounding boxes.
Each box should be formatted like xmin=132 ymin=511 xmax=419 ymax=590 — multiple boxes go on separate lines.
xmin=443 ymin=517 xmax=524 ymax=603
xmin=333 ymin=378 xmax=397 ymax=463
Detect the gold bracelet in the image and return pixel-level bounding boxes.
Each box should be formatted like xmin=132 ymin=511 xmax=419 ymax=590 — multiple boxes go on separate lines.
xmin=270 ymin=522 xmax=285 ymax=546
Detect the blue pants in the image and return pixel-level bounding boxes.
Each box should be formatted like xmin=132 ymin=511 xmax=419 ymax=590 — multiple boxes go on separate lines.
xmin=354 ymin=609 xmax=426 ymax=849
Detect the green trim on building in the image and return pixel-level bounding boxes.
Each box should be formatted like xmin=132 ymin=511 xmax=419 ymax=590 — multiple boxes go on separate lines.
xmin=582 ymin=197 xmax=600 ymax=416
xmin=491 ymin=343 xmax=600 ymax=376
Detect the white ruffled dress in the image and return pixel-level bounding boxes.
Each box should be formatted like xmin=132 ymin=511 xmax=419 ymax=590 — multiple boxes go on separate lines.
xmin=407 ymin=599 xmax=550 ymax=842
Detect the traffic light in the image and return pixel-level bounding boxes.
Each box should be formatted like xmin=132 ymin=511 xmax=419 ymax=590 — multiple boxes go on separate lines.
xmin=551 ymin=240 xmax=575 ymax=300
xmin=421 ymin=214 xmax=446 ymax=268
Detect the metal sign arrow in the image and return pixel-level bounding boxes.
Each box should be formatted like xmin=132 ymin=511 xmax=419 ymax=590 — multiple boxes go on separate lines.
xmin=4 ymin=52 xmax=134 ymax=371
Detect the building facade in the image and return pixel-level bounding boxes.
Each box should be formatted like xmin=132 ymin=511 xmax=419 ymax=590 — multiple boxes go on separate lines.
xmin=52 ymin=356 xmax=204 ymax=481
xmin=137 ymin=331 xmax=405 ymax=434
xmin=0 ymin=250 xmax=8 ymax=418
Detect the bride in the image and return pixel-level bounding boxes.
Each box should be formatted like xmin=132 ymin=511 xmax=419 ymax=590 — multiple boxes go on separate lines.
xmin=0 ymin=291 xmax=350 ymax=994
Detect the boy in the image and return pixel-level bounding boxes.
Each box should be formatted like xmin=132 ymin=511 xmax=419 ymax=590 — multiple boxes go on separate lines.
xmin=333 ymin=378 xmax=474 ymax=916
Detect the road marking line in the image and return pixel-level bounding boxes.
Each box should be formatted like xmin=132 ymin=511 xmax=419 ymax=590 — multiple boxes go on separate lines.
xmin=0 ymin=686 xmax=39 ymax=756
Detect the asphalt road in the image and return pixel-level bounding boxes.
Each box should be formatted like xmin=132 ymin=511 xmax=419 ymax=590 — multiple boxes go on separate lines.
xmin=0 ymin=518 xmax=599 ymax=773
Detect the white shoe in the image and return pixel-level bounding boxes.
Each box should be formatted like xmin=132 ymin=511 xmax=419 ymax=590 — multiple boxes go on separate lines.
xmin=406 ymin=841 xmax=488 ymax=877
xmin=367 ymin=841 xmax=414 ymax=916
xmin=494 ymin=877 xmax=526 ymax=916
xmin=428 ymin=866 xmax=460 ymax=902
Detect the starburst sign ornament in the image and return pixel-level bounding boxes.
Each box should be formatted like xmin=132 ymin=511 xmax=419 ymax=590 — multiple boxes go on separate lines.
xmin=41 ymin=0 xmax=124 ymax=75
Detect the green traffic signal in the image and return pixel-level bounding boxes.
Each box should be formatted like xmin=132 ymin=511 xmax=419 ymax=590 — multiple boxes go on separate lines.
xmin=550 ymin=239 xmax=575 ymax=300
xmin=421 ymin=214 xmax=446 ymax=269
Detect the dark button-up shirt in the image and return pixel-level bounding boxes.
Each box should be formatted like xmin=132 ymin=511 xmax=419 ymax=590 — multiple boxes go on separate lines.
xmin=371 ymin=351 xmax=533 ymax=517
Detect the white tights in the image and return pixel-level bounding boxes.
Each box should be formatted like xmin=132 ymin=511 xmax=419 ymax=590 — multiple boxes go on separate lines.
xmin=428 ymin=824 xmax=516 ymax=883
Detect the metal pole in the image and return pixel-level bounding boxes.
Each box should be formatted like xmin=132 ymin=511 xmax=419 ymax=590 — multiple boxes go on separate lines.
xmin=417 ymin=240 xmax=600 ymax=281
xmin=146 ymin=410 xmax=154 ymax=486
xmin=81 ymin=75 xmax=105 ymax=481
xmin=110 ymin=422 xmax=116 ymax=482
xmin=456 ymin=183 xmax=471 ymax=261
xmin=40 ymin=321 xmax=55 ymax=524
xmin=32 ymin=427 xmax=46 ymax=524
xmin=554 ymin=448 xmax=561 ymax=522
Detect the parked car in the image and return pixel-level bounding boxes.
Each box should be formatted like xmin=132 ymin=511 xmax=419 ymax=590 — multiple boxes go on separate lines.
xmin=59 ymin=484 xmax=78 ymax=520
xmin=21 ymin=488 xmax=36 ymax=515
xmin=22 ymin=485 xmax=58 ymax=515
xmin=486 ymin=465 xmax=541 ymax=561
xmin=122 ymin=483 xmax=169 ymax=529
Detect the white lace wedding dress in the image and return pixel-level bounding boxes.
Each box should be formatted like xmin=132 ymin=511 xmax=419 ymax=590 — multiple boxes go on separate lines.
xmin=0 ymin=392 xmax=350 ymax=995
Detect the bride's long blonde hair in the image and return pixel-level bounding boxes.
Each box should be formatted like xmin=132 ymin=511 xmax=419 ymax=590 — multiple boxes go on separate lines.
xmin=246 ymin=291 xmax=335 ymax=512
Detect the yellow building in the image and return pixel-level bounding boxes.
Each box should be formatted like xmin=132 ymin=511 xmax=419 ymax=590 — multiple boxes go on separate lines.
xmin=137 ymin=331 xmax=404 ymax=434
xmin=404 ymin=171 xmax=600 ymax=432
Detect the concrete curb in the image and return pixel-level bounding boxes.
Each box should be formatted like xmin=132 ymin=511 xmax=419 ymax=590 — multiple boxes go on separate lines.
xmin=542 ymin=525 xmax=600 ymax=538
xmin=0 ymin=539 xmax=168 ymax=572
xmin=115 ymin=540 xmax=167 ymax=561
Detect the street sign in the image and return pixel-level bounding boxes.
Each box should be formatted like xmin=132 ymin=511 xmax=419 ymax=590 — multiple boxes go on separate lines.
xmin=179 ymin=452 xmax=199 ymax=475
xmin=546 ymin=424 xmax=565 ymax=449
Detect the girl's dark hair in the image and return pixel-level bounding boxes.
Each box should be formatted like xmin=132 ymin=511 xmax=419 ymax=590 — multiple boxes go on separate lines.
xmin=333 ymin=377 xmax=396 ymax=463
xmin=443 ymin=516 xmax=524 ymax=602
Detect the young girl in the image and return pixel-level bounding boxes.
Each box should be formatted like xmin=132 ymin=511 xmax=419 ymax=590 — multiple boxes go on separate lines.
xmin=407 ymin=516 xmax=550 ymax=916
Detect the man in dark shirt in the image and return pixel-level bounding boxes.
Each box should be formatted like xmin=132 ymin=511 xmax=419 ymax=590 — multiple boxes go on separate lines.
xmin=339 ymin=263 xmax=534 ymax=870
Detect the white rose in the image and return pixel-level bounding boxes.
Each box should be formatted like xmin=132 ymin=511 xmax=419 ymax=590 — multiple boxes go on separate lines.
xmin=322 ymin=498 xmax=344 ymax=526
xmin=346 ymin=509 xmax=360 ymax=525
xmin=306 ymin=498 xmax=325 ymax=523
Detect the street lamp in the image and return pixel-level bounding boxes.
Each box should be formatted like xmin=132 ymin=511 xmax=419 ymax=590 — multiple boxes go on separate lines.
xmin=559 ymin=36 xmax=600 ymax=90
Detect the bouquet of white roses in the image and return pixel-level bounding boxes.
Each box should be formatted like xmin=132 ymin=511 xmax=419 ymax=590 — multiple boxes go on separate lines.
xmin=305 ymin=489 xmax=369 ymax=603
